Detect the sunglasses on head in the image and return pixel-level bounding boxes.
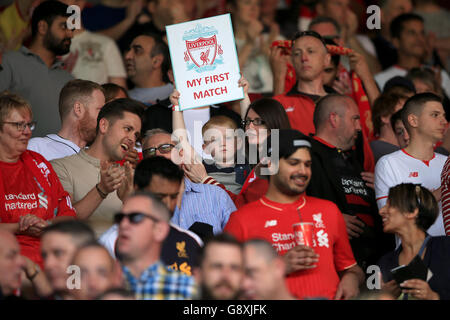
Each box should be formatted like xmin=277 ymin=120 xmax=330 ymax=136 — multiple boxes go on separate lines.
xmin=114 ymin=212 xmax=160 ymax=224
xmin=142 ymin=143 xmax=175 ymax=158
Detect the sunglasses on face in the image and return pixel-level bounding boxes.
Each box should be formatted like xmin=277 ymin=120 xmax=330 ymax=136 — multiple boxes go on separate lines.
xmin=113 ymin=212 xmax=160 ymax=224
xmin=142 ymin=143 xmax=175 ymax=158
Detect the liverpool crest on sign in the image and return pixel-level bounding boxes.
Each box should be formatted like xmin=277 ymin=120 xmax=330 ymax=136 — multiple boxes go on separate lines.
xmin=183 ymin=24 xmax=224 ymax=73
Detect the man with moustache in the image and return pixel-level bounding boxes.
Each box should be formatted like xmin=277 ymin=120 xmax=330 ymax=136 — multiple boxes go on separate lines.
xmin=0 ymin=1 xmax=75 ymax=136
xmin=124 ymin=33 xmax=173 ymax=105
xmin=225 ymin=129 xmax=364 ymax=300
xmin=51 ymin=98 xmax=143 ymax=237
xmin=194 ymin=233 xmax=244 ymax=300
xmin=28 ymin=80 xmax=106 ymax=161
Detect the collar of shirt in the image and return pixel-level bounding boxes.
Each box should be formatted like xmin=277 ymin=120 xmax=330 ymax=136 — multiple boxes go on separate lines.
xmin=122 ymin=260 xmax=164 ymax=285
xmin=183 ymin=177 xmax=203 ymax=193
xmin=19 ymin=46 xmax=65 ymax=69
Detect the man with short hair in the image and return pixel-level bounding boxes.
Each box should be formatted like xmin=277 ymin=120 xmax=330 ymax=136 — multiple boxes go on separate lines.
xmin=225 ymin=129 xmax=364 ymax=300
xmin=194 ymin=233 xmax=243 ymax=300
xmin=116 ymin=191 xmax=197 ymax=300
xmin=70 ymin=243 xmax=119 ymax=300
xmin=308 ymin=94 xmax=392 ymax=269
xmin=0 ymin=0 xmax=74 ymax=136
xmin=99 ymin=156 xmax=203 ymax=276
xmin=40 ymin=220 xmax=96 ymax=299
xmin=125 ymin=33 xmax=173 ymax=105
xmin=375 ymin=92 xmax=448 ymax=238
xmin=0 ymin=229 xmax=25 ymax=299
xmin=51 ymin=98 xmax=143 ymax=236
xmin=27 ymin=79 xmax=106 ymax=161
xmin=142 ymin=129 xmax=236 ymax=237
xmin=374 ymin=13 xmax=450 ymax=98
xmin=242 ymin=239 xmax=296 ymax=300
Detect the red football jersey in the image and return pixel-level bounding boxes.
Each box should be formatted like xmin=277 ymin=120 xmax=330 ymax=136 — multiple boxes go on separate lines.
xmin=225 ymin=195 xmax=356 ymax=299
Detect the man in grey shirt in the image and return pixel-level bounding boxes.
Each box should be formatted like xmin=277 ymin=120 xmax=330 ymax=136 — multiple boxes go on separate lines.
xmin=0 ymin=1 xmax=74 ymax=137
xmin=125 ymin=33 xmax=173 ymax=106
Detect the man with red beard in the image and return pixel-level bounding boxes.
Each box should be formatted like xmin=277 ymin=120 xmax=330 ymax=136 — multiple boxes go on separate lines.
xmin=51 ymin=98 xmax=143 ymax=237
xmin=28 ymin=79 xmax=106 ymax=161
xmin=0 ymin=1 xmax=75 ymax=137
xmin=225 ymin=129 xmax=364 ymax=300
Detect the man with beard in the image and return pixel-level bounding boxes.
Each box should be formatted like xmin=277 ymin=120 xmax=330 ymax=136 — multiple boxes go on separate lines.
xmin=27 ymin=79 xmax=106 ymax=161
xmin=0 ymin=0 xmax=75 ymax=137
xmin=225 ymin=129 xmax=364 ymax=300
xmin=307 ymin=94 xmax=393 ymax=270
xmin=51 ymin=98 xmax=143 ymax=237
xmin=116 ymin=191 xmax=197 ymax=300
xmin=194 ymin=233 xmax=244 ymax=300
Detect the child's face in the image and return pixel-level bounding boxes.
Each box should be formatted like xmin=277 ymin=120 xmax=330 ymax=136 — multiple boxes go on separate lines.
xmin=394 ymin=120 xmax=410 ymax=148
xmin=203 ymin=125 xmax=238 ymax=163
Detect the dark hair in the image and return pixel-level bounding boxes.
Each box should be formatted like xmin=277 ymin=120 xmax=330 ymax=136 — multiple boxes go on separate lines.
xmin=372 ymin=93 xmax=407 ymax=136
xmin=101 ymin=83 xmax=129 ymax=103
xmin=323 ymin=38 xmax=340 ymax=67
xmin=390 ymin=13 xmax=424 ymax=39
xmin=197 ymin=233 xmax=242 ymax=267
xmin=244 ymin=98 xmax=291 ymax=131
xmin=42 ymin=220 xmax=96 ymax=247
xmin=401 ymin=92 xmax=442 ymax=132
xmin=390 ymin=106 xmax=405 ymax=131
xmin=387 ymin=183 xmax=439 ymax=231
xmin=126 ymin=190 xmax=171 ymax=222
xmin=141 ymin=32 xmax=171 ymax=84
xmin=96 ymin=98 xmax=145 ymax=134
xmin=31 ymin=0 xmax=70 ymax=38
xmin=383 ymin=76 xmax=416 ymax=95
xmin=308 ymin=16 xmax=341 ymax=35
xmin=292 ymin=30 xmax=328 ymax=50
xmin=406 ymin=67 xmax=440 ymax=94
xmin=133 ymin=156 xmax=184 ymax=189
xmin=59 ymin=79 xmax=105 ymax=121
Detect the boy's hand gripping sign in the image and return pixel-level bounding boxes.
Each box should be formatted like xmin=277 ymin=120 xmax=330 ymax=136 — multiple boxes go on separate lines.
xmin=166 ymin=14 xmax=244 ymax=110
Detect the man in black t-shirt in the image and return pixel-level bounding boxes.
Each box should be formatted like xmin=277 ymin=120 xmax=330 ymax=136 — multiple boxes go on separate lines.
xmin=306 ymin=94 xmax=394 ymax=269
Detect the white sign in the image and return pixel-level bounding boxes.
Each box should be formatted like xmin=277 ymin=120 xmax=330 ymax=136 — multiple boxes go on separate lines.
xmin=166 ymin=14 xmax=244 ymax=110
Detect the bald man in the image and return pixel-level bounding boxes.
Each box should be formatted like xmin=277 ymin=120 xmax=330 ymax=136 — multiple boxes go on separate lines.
xmin=242 ymin=239 xmax=296 ymax=300
xmin=0 ymin=230 xmax=25 ymax=298
xmin=307 ymin=94 xmax=392 ymax=269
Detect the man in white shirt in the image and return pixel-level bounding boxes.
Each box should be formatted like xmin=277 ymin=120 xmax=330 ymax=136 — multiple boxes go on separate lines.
xmin=28 ymin=79 xmax=105 ymax=161
xmin=375 ymin=92 xmax=448 ymax=237
xmin=374 ymin=13 xmax=450 ymax=97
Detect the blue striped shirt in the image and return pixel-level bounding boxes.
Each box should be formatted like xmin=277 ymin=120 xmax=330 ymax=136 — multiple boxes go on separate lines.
xmin=171 ymin=178 xmax=237 ymax=234
xmin=122 ymin=261 xmax=198 ymax=300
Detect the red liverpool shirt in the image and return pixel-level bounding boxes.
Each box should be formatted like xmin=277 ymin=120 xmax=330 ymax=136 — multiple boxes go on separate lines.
xmin=224 ymin=195 xmax=356 ymax=299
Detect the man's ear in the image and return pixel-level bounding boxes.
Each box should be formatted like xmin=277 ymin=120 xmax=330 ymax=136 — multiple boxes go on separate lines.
xmin=329 ymin=112 xmax=340 ymax=129
xmin=392 ymin=37 xmax=400 ymax=50
xmin=324 ymin=53 xmax=331 ymax=68
xmin=98 ymin=117 xmax=109 ymax=134
xmin=380 ymin=114 xmax=391 ymax=125
xmin=154 ymin=221 xmax=170 ymax=242
xmin=315 ymin=2 xmax=325 ymax=15
xmin=73 ymin=101 xmax=84 ymax=118
xmin=152 ymin=54 xmax=163 ymax=68
xmin=406 ymin=208 xmax=420 ymax=220
xmin=407 ymin=113 xmax=418 ymax=128
xmin=37 ymin=20 xmax=49 ymax=37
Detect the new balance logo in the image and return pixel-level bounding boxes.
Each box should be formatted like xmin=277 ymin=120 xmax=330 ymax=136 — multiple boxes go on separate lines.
xmin=264 ymin=220 xmax=277 ymax=228
xmin=285 ymin=107 xmax=295 ymax=112
xmin=408 ymin=172 xmax=419 ymax=178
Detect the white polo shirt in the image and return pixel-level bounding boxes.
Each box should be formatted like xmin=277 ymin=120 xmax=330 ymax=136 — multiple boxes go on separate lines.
xmin=375 ymin=149 xmax=446 ymax=237
xmin=28 ymin=134 xmax=80 ymax=161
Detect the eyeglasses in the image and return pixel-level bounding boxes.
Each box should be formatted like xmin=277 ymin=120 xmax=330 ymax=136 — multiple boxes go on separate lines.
xmin=292 ymin=30 xmax=327 ymax=49
xmin=242 ymin=118 xmax=266 ymax=127
xmin=114 ymin=212 xmax=160 ymax=224
xmin=142 ymin=143 xmax=175 ymax=158
xmin=1 ymin=121 xmax=36 ymax=131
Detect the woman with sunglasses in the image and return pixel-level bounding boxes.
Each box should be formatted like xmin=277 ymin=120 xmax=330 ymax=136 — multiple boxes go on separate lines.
xmin=0 ymin=93 xmax=76 ymax=268
xmin=378 ymin=183 xmax=450 ymax=300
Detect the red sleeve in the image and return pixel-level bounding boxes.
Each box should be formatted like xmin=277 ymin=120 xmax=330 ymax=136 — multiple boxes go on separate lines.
xmin=47 ymin=160 xmax=77 ymax=218
xmin=331 ymin=205 xmax=357 ymax=271
xmin=224 ymin=212 xmax=246 ymax=242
